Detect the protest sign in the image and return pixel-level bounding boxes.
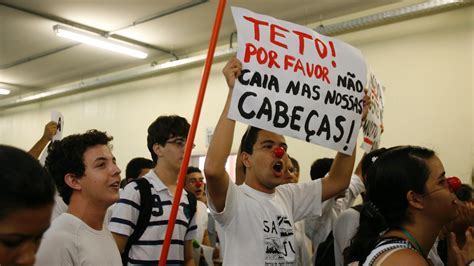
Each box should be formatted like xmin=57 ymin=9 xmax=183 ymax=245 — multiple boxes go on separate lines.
xmin=361 ymin=72 xmax=385 ymax=152
xmin=39 ymin=111 xmax=64 ymax=165
xmin=228 ymin=7 xmax=367 ymax=154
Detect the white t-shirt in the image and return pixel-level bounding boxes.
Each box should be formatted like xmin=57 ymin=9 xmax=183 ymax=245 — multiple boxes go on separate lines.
xmin=293 ymin=220 xmax=312 ymax=266
xmin=35 ymin=213 xmax=121 ymax=266
xmin=195 ymin=200 xmax=209 ymax=244
xmin=208 ymin=179 xmax=322 ymax=265
xmin=305 ymin=174 xmax=365 ymax=252
xmin=51 ymin=193 xmax=68 ymax=221
xmin=333 ymin=207 xmax=360 ymax=266
xmin=193 ymin=200 xmax=210 ymax=263
xmin=108 ymin=171 xmax=197 ymax=265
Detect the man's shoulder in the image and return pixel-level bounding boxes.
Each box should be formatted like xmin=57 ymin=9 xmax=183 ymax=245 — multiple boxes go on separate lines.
xmin=42 ymin=217 xmax=78 ymax=248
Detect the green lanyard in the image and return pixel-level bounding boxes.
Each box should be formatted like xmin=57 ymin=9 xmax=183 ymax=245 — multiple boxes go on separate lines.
xmin=400 ymin=227 xmax=426 ymax=258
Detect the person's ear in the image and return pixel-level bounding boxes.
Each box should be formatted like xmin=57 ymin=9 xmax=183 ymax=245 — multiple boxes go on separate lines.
xmin=153 ymin=143 xmax=163 ymax=158
xmin=64 ymin=173 xmax=82 ymax=191
xmin=407 ymin=190 xmax=424 ymax=210
xmin=241 ymin=152 xmax=251 ymax=169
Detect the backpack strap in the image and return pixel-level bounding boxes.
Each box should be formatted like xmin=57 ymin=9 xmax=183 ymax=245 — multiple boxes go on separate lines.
xmin=186 ymin=192 xmax=197 ymax=223
xmin=314 ymin=231 xmax=335 ymax=266
xmin=352 ymin=204 xmax=363 ymax=212
xmin=121 ymin=178 xmax=153 ymax=265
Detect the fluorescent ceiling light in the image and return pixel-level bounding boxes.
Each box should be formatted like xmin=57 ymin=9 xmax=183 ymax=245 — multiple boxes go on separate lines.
xmin=0 ymin=88 xmax=11 ymax=95
xmin=53 ymin=25 xmax=148 ymax=59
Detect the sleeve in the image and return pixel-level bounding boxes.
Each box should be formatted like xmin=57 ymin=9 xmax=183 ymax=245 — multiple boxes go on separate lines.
xmin=107 ymin=182 xmax=141 ymax=236
xmin=305 ymin=199 xmax=335 ymax=246
xmin=279 ymin=179 xmax=323 ymax=222
xmin=333 ymin=175 xmax=365 ymax=216
xmin=35 ymin=231 xmax=76 ymax=265
xmin=206 ymin=180 xmax=238 ymax=227
xmin=333 ymin=208 xmax=360 ymax=255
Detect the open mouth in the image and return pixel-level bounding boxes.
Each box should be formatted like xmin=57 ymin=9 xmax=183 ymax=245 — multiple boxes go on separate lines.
xmin=273 ymin=161 xmax=284 ymax=177
xmin=110 ymin=181 xmax=120 ymax=189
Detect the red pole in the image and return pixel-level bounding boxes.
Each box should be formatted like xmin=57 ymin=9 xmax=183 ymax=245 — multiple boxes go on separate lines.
xmin=158 ymin=0 xmax=227 ymax=265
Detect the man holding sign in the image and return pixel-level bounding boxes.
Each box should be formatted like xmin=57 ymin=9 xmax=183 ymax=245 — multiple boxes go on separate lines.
xmin=205 ymin=7 xmax=369 ymax=265
xmin=204 ymin=56 xmax=368 ymax=265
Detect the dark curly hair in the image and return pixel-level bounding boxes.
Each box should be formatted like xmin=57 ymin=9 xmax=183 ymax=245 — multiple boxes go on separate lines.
xmin=147 ymin=115 xmax=190 ymax=164
xmin=0 ymin=145 xmax=55 ymax=220
xmin=45 ymin=130 xmax=113 ymax=205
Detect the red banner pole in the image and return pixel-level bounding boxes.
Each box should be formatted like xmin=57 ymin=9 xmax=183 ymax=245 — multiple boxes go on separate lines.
xmin=158 ymin=0 xmax=227 ymax=265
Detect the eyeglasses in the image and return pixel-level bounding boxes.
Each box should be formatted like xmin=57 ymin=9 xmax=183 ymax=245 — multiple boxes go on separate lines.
xmin=422 ymin=176 xmax=461 ymax=197
xmin=165 ymin=138 xmax=196 ymax=149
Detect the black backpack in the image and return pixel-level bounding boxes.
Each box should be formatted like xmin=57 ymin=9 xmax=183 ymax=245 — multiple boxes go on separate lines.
xmin=121 ymin=178 xmax=197 ymax=265
xmin=314 ymin=204 xmax=363 ymax=266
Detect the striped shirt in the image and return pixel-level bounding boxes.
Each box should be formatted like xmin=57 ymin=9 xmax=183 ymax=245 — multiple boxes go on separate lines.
xmin=109 ymin=171 xmax=197 ymax=265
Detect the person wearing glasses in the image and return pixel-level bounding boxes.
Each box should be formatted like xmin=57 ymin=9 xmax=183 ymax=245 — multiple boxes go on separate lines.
xmin=344 ymin=146 xmax=473 ymax=266
xmin=109 ymin=115 xmax=197 ymax=265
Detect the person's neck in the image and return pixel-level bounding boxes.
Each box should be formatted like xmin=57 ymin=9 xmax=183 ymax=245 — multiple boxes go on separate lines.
xmin=154 ymin=164 xmax=178 ymax=194
xmin=244 ymin=174 xmax=276 ymax=194
xmin=67 ymin=194 xmax=107 ymax=230
xmin=387 ymin=217 xmax=442 ymax=257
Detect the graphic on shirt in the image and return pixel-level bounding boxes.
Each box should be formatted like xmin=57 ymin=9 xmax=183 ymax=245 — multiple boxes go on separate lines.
xmin=263 ymin=215 xmax=295 ymax=262
xmin=151 ymin=194 xmax=166 ymax=217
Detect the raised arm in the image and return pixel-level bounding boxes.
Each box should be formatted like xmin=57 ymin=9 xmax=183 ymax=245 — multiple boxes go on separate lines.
xmin=204 ymin=57 xmax=242 ymax=212
xmin=28 ymin=121 xmax=58 ymax=159
xmin=321 ymin=93 xmax=370 ymax=201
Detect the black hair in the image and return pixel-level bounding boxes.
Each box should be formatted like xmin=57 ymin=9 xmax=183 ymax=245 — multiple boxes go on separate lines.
xmin=344 ymin=146 xmax=435 ymax=264
xmin=361 ymin=148 xmax=388 ymax=179
xmin=125 ymin=157 xmax=153 ymax=181
xmin=120 ymin=179 xmax=128 ymax=189
xmin=45 ymin=129 xmax=113 ymax=205
xmin=455 ymin=184 xmax=472 ymax=202
xmin=289 ymin=156 xmax=300 ymax=173
xmin=240 ymin=126 xmax=262 ymax=155
xmin=187 ymin=166 xmax=202 ymax=175
xmin=147 ymin=115 xmax=190 ymax=164
xmin=0 ymin=145 xmax=55 ymax=220
xmin=310 ymin=158 xmax=333 ymax=180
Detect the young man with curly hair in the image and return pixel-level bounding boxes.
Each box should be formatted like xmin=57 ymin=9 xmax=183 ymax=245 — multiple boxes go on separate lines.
xmin=35 ymin=129 xmax=122 ymax=265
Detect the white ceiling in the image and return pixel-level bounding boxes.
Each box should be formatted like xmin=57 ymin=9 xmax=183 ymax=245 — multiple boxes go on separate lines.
xmin=0 ymin=0 xmax=402 ymax=99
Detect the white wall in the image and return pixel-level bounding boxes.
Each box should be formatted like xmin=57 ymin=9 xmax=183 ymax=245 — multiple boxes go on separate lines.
xmin=1 ymin=6 xmax=472 ymax=184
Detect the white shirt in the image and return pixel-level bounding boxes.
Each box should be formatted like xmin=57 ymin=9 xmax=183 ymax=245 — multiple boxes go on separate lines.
xmin=208 ymin=179 xmax=323 ymax=265
xmin=305 ymin=174 xmax=365 ymax=253
xmin=108 ymin=171 xmax=197 ymax=265
xmin=36 ymin=213 xmax=121 ymax=266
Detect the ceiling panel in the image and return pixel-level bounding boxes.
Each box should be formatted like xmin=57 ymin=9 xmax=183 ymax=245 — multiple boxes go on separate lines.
xmin=0 ymin=0 xmax=402 ymax=100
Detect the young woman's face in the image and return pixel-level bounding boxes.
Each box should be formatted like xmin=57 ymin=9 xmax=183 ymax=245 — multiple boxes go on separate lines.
xmin=0 ymin=204 xmax=53 ymax=266
xmin=421 ymin=156 xmax=459 ymax=224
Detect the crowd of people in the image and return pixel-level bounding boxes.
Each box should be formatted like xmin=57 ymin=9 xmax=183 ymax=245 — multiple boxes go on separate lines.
xmin=0 ymin=57 xmax=473 ymax=266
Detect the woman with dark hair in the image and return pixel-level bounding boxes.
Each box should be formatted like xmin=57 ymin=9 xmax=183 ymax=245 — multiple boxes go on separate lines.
xmin=0 ymin=145 xmax=56 ymax=265
xmin=344 ymin=146 xmax=473 ymax=265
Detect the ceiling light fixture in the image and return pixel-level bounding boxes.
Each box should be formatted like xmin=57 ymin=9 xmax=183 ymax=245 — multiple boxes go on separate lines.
xmin=0 ymin=88 xmax=11 ymax=95
xmin=53 ymin=25 xmax=148 ymax=59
